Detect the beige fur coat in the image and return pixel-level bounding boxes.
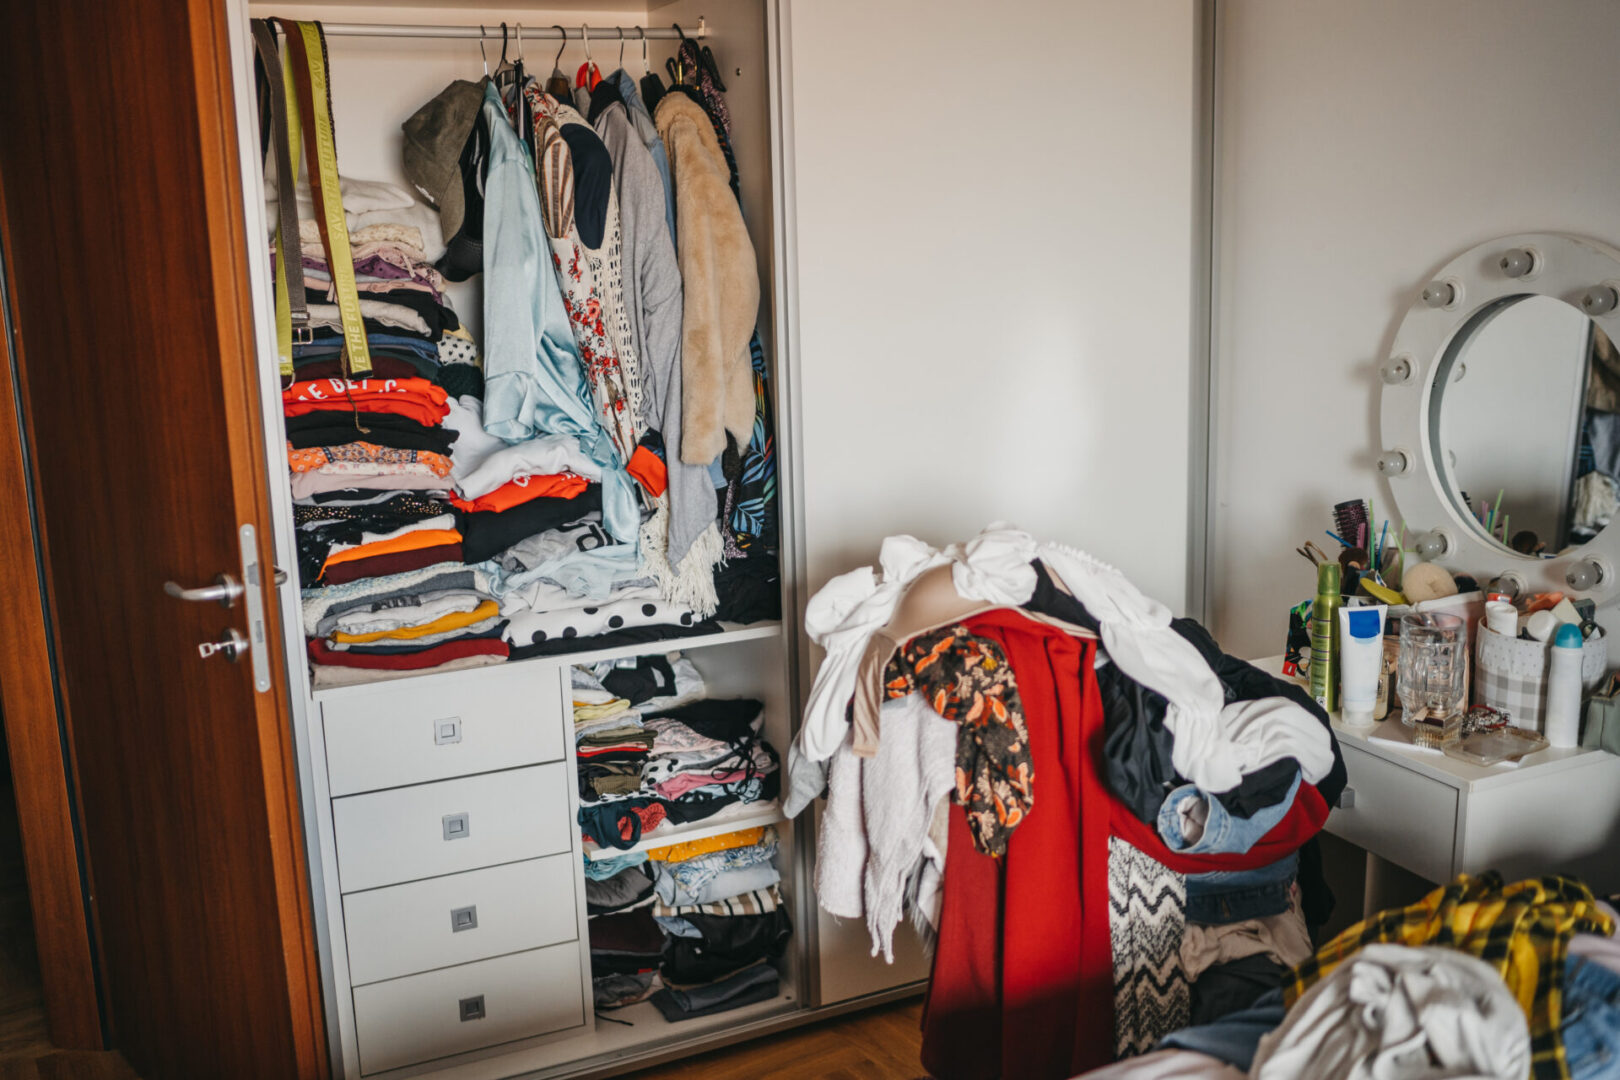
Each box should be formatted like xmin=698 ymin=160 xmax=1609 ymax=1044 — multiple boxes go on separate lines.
xmin=654 ymin=92 xmax=759 ymax=465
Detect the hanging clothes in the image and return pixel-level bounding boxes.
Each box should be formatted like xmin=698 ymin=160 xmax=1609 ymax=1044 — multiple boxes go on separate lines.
xmin=590 ymin=76 xmax=719 ymax=571
xmin=653 ymin=90 xmax=758 ymax=465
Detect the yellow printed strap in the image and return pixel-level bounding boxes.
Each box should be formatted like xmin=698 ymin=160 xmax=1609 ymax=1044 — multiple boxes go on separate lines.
xmin=278 ymin=19 xmax=371 ymax=376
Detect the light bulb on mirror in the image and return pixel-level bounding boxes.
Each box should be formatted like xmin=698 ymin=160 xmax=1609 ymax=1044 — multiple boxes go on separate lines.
xmin=1497 ymin=248 xmax=1536 ymax=278
xmin=1582 ymin=284 xmax=1619 ymax=317
xmin=1376 ymin=449 xmax=1410 ymax=477
xmin=1566 ymin=558 xmax=1609 ymax=592
xmin=1413 ymin=529 xmax=1451 ymax=560
xmin=1380 ymin=356 xmax=1412 ymax=385
xmin=1484 ymin=572 xmax=1525 ymax=601
xmin=1421 ymin=281 xmax=1456 ymax=308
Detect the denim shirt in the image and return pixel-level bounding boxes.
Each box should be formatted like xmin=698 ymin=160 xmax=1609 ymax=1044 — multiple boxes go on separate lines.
xmin=1186 ymin=852 xmax=1298 ymax=925
xmin=1158 ymin=774 xmax=1303 ymax=857
xmin=478 ymin=83 xmax=638 ymax=541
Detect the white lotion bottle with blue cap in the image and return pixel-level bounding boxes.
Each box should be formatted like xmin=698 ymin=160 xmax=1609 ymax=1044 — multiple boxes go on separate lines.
xmin=1545 ymin=622 xmax=1585 ymax=748
xmin=1337 ymin=604 xmax=1387 ymax=727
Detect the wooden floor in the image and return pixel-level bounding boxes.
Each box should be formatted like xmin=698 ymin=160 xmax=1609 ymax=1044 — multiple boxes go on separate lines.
xmin=624 ymin=999 xmax=927 ymax=1080
xmin=0 ymin=761 xmax=135 ymax=1080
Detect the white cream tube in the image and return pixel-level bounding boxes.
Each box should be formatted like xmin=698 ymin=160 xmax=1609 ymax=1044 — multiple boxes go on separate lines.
xmin=1338 ymin=603 xmax=1388 ymax=726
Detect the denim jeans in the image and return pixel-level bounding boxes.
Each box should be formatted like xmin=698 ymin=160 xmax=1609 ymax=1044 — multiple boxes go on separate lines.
xmin=1158 ymin=774 xmax=1303 ymax=856
xmin=1186 ymin=852 xmax=1298 ymax=924
xmin=1564 ymin=956 xmax=1620 ymax=1080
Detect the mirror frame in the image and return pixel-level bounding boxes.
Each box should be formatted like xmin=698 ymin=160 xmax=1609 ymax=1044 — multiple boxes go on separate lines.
xmin=1379 ymin=232 xmax=1620 ymax=600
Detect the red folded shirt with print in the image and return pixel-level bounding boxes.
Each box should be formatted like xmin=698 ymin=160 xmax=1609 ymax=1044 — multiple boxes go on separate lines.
xmin=282 ymin=376 xmax=450 ymax=427
xmin=448 ymin=473 xmax=589 ymax=514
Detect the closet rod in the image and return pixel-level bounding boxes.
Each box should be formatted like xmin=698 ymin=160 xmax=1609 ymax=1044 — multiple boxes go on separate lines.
xmin=318 ymin=19 xmax=704 ymax=41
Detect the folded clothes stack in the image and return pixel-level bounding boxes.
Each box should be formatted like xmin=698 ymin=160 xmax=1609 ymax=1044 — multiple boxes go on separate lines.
xmin=575 ymin=695 xmax=781 ymax=851
xmin=583 ymin=827 xmax=790 ymax=1018
xmin=573 ymin=652 xmax=791 ymax=1020
xmin=270 ymin=179 xmax=510 ymax=689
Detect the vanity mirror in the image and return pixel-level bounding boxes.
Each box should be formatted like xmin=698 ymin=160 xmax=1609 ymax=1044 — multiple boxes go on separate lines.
xmin=1379 ymin=233 xmax=1620 ymax=597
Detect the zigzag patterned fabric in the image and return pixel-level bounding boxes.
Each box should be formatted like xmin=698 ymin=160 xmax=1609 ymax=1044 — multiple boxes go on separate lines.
xmin=1108 ymin=836 xmax=1190 ymax=1057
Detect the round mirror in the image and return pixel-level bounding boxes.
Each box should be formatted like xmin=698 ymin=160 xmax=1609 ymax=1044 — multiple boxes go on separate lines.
xmin=1429 ymin=295 xmax=1606 ymax=556
xmin=1382 ymin=233 xmax=1620 ymax=598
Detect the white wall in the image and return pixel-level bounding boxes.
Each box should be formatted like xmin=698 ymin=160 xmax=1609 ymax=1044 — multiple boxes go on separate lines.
xmin=1210 ymin=0 xmax=1620 ymax=658
xmin=782 ymin=0 xmax=1202 ymax=1002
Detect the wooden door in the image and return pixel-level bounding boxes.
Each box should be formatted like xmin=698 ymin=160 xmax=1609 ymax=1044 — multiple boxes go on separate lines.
xmin=0 ymin=1 xmax=326 ymax=1077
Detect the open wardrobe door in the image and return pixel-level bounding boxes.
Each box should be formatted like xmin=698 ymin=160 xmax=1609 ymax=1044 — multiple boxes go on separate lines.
xmin=0 ymin=1 xmax=325 ymax=1078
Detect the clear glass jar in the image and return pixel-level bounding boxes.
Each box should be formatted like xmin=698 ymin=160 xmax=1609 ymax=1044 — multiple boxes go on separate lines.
xmin=1397 ymin=612 xmax=1467 ymax=746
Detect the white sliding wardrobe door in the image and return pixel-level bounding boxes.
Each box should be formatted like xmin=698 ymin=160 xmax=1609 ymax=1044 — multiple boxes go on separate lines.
xmin=782 ymin=0 xmax=1203 ymax=1005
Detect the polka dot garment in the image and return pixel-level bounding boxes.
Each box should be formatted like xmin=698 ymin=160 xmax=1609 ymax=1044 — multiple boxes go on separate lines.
xmin=502 ymin=595 xmax=701 ymax=648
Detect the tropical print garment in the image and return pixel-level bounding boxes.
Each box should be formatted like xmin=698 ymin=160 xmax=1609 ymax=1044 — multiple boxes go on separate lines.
xmin=883 ymin=625 xmax=1034 ymax=857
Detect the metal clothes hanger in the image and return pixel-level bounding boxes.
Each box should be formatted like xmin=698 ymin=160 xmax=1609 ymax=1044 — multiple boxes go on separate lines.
xmin=639 ymin=26 xmax=666 ymax=111
xmin=478 ymin=24 xmax=489 ymax=76
xmin=576 ymin=24 xmax=601 ymax=92
xmin=493 ymin=22 xmax=518 ymax=89
xmin=545 ymin=24 xmax=571 ymax=100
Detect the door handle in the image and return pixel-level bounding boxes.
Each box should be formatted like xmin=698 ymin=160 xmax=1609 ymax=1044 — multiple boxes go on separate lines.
xmin=164 ymin=573 xmax=244 ymax=608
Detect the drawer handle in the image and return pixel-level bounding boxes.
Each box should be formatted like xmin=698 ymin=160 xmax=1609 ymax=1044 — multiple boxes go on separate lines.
xmin=450 ymin=905 xmax=478 ymax=933
xmin=442 ymin=812 xmax=470 ymax=841
xmin=459 ymin=994 xmax=485 ymax=1023
xmin=434 ymin=717 xmax=463 ymax=745
xmin=1338 ymin=786 xmax=1357 ymax=810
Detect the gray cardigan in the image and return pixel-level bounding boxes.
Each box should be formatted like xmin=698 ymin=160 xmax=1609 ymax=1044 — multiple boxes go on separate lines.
xmin=594 ymin=100 xmax=714 ymax=566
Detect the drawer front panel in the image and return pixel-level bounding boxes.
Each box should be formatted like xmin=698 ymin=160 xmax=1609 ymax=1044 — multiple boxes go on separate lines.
xmin=333 ymin=764 xmax=571 ymax=893
xmin=1327 ymin=744 xmax=1458 ymax=883
xmin=344 ymin=855 xmax=579 ymax=986
xmin=352 ymin=944 xmax=585 ymax=1075
xmin=323 ymin=665 xmax=563 ymax=797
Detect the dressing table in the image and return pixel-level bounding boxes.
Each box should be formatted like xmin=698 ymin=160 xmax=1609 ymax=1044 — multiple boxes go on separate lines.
xmin=1256 ymin=654 xmax=1620 ymax=903
xmin=1277 ymin=231 xmax=1620 ymax=907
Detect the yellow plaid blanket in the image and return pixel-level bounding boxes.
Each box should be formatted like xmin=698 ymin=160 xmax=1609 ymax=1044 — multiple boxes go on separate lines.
xmin=1285 ymin=872 xmax=1613 ymax=1080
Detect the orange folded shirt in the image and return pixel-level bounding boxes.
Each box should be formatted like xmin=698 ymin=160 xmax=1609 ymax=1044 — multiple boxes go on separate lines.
xmin=318 ymin=528 xmax=463 ymax=576
xmin=282 ymin=377 xmax=450 ymax=427
xmin=448 ymin=473 xmax=590 ymax=514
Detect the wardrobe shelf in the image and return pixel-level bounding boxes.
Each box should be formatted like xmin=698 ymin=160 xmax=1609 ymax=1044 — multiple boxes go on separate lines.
xmin=583 ymin=801 xmax=786 ymax=861
xmin=572 ymin=979 xmax=798 ymax=1057
xmin=308 ymin=622 xmax=783 ymax=704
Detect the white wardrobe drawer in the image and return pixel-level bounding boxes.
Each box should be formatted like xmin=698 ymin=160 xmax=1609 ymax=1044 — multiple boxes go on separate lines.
xmin=344 ymin=855 xmax=579 ymax=986
xmin=353 ymin=944 xmax=585 ymax=1075
xmin=333 ymin=764 xmax=572 ymax=893
xmin=323 ymin=665 xmax=564 ymax=796
xmin=1326 ymin=744 xmax=1458 ymax=883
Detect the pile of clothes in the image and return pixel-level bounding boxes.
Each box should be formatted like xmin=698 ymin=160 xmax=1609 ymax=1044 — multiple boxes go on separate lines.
xmin=256 ymin=25 xmax=781 ymax=689
xmin=572 ymin=655 xmax=780 ymax=851
xmin=790 ymin=526 xmax=1344 ymax=1079
xmin=1089 ymin=872 xmax=1619 ymax=1080
xmin=576 ymin=653 xmax=790 ymax=1021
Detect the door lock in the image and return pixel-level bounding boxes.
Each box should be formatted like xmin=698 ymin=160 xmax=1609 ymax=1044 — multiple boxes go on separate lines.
xmin=196 ymin=628 xmax=248 ymax=662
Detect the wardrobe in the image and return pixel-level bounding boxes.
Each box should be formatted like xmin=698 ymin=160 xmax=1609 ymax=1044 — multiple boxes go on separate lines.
xmin=237 ymin=2 xmax=926 ymax=1078
xmin=0 ymin=0 xmax=918 ymax=1077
